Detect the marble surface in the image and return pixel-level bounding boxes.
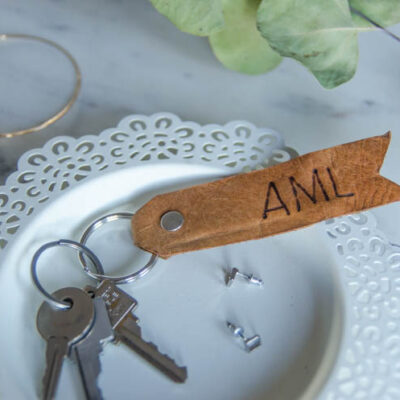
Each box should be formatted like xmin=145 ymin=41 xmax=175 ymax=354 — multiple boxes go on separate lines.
xmin=1 ymin=0 xmax=400 ymax=242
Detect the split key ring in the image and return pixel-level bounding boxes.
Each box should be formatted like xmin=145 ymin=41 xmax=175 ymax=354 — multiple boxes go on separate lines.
xmin=78 ymin=212 xmax=158 ymax=285
xmin=31 ymin=239 xmax=104 ymax=310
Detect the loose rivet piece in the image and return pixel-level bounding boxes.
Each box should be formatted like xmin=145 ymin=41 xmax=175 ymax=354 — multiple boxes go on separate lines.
xmin=225 ymin=268 xmax=263 ymax=287
xmin=226 ymin=322 xmax=261 ymax=352
xmin=160 ymin=211 xmax=184 ymax=232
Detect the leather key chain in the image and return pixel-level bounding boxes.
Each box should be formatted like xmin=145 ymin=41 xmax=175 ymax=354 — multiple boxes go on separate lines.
xmin=131 ymin=132 xmax=400 ymax=259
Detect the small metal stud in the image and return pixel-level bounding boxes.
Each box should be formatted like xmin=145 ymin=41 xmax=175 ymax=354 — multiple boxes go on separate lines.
xmin=160 ymin=211 xmax=184 ymax=232
xmin=226 ymin=322 xmax=261 ymax=352
xmin=225 ymin=268 xmax=263 ymax=287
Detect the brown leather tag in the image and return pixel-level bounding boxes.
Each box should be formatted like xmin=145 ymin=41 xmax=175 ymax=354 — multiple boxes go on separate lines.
xmin=132 ymin=132 xmax=400 ymax=258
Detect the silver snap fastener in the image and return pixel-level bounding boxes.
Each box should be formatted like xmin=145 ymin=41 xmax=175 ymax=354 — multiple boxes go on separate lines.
xmin=160 ymin=211 xmax=184 ymax=232
xmin=226 ymin=321 xmax=261 ymax=352
xmin=225 ymin=267 xmax=263 ymax=287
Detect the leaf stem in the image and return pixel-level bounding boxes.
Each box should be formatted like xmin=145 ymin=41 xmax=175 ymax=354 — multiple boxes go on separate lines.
xmin=350 ymin=6 xmax=400 ymax=43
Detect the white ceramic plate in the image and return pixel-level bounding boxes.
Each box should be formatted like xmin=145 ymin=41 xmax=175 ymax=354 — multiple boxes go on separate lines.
xmin=0 ymin=113 xmax=399 ymax=400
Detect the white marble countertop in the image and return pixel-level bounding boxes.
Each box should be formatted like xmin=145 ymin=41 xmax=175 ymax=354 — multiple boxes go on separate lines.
xmin=1 ymin=0 xmax=400 ymax=242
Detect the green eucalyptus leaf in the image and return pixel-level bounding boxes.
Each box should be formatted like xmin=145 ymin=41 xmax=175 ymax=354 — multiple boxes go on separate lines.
xmin=257 ymin=0 xmax=359 ymax=88
xmin=209 ymin=0 xmax=282 ymax=74
xmin=350 ymin=0 xmax=400 ymax=28
xmin=149 ymin=0 xmax=224 ymax=36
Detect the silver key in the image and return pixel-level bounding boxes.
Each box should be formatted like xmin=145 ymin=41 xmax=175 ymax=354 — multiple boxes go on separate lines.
xmin=36 ymin=287 xmax=95 ymax=400
xmin=85 ymin=280 xmax=188 ymax=383
xmin=73 ymin=297 xmax=114 ymax=400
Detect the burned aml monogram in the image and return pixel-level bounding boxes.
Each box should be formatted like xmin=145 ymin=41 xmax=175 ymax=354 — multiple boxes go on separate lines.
xmin=262 ymin=167 xmax=355 ymax=219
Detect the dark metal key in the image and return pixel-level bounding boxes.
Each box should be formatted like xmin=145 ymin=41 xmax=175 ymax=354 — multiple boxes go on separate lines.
xmin=85 ymin=280 xmax=188 ymax=383
xmin=73 ymin=297 xmax=114 ymax=400
xmin=36 ymin=287 xmax=95 ymax=400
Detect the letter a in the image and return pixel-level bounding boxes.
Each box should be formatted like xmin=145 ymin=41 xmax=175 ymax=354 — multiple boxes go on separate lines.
xmin=263 ymin=182 xmax=290 ymax=219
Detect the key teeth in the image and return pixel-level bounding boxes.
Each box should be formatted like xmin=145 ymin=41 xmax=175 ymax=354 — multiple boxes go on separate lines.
xmin=92 ymin=285 xmax=188 ymax=383
xmin=147 ymin=342 xmax=176 ymax=364
xmin=117 ymin=331 xmax=186 ymax=374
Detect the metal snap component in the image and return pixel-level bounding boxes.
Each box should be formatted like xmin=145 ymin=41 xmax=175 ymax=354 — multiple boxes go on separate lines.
xmin=160 ymin=211 xmax=184 ymax=232
xmin=226 ymin=321 xmax=262 ymax=352
xmin=225 ymin=267 xmax=263 ymax=287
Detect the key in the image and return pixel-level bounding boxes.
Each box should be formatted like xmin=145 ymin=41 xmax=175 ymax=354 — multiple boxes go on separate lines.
xmin=36 ymin=287 xmax=95 ymax=400
xmin=73 ymin=296 xmax=114 ymax=400
xmin=85 ymin=280 xmax=188 ymax=383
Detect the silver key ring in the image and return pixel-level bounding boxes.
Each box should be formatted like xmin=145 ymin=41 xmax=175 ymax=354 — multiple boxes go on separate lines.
xmin=31 ymin=239 xmax=105 ymax=310
xmin=79 ymin=212 xmax=158 ymax=284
